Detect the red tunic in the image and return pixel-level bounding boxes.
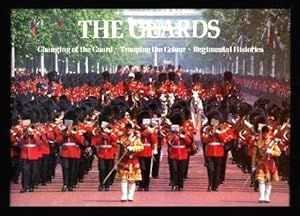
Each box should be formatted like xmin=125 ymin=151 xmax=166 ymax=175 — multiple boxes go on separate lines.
xmin=202 ymin=133 xmax=224 ymax=157
xmin=217 ymin=122 xmax=236 ymax=144
xmin=139 ymin=130 xmax=158 ymax=157
xmin=60 ymin=133 xmax=84 ymax=158
xmin=20 ymin=137 xmax=41 ymax=160
xmin=167 ymin=133 xmax=192 ymax=160
xmin=95 ymin=133 xmax=117 ymax=159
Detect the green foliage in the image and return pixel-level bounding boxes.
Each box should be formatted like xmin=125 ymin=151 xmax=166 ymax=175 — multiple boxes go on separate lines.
xmin=11 ymin=9 xmax=142 ymax=67
xmin=188 ymin=9 xmax=290 ymax=68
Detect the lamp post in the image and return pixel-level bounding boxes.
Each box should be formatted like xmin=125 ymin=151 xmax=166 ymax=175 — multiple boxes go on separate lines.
xmin=85 ymin=56 xmax=89 ymax=74
xmin=58 ymin=59 xmax=62 ymax=74
xmin=41 ymin=52 xmax=45 ymax=77
xmin=11 ymin=42 xmax=15 ymax=77
xmin=25 ymin=55 xmax=30 ymax=71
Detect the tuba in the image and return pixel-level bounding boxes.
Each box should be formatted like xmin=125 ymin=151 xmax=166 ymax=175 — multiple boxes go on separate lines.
xmin=238 ymin=118 xmax=255 ymax=145
xmin=277 ymin=123 xmax=290 ymax=153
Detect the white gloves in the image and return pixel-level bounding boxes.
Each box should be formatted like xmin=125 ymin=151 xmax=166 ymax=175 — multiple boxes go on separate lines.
xmin=127 ymin=146 xmax=134 ymax=151
xmin=153 ymin=149 xmax=158 ymax=155
xmin=266 ymin=148 xmax=272 ymax=155
xmin=113 ymin=164 xmax=118 ymax=170
xmin=251 ymin=167 xmax=256 ymax=172
xmin=180 ymin=134 xmax=185 ymax=139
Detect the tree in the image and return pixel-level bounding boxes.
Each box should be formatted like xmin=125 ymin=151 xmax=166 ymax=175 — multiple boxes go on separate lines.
xmin=11 ymin=9 xmax=143 ymax=70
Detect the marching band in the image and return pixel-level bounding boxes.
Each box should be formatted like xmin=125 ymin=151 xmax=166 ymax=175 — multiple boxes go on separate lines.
xmin=10 ymin=66 xmax=290 ymax=203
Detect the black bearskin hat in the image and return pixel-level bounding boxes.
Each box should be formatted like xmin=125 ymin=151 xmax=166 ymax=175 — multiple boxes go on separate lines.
xmin=168 ymin=72 xmax=176 ymax=82
xmin=47 ymin=71 xmax=58 ymax=83
xmin=192 ymin=73 xmax=201 ymax=83
xmin=207 ymin=110 xmax=224 ymax=125
xmin=223 ymin=71 xmax=233 ymax=82
xmin=136 ymin=108 xmax=152 ymax=126
xmin=239 ymin=102 xmax=253 ymax=117
xmin=102 ymin=71 xmax=110 ymax=81
xmin=168 ymin=111 xmax=184 ymax=125
xmin=158 ymin=73 xmax=167 ymax=83
xmin=279 ymin=108 xmax=290 ymax=125
xmin=134 ymin=71 xmax=143 ymax=81
xmin=64 ymin=109 xmax=79 ymax=125
xmin=248 ymin=108 xmax=267 ymax=132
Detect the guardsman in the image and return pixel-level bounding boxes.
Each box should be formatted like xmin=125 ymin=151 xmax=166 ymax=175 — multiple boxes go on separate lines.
xmin=60 ymin=124 xmax=84 ymax=192
xmin=166 ymin=124 xmax=192 ymax=191
xmin=10 ymin=124 xmax=22 ymax=184
xmin=94 ymin=123 xmax=118 ymax=191
xmin=201 ymin=111 xmax=225 ymax=191
xmin=217 ymin=121 xmax=237 ymax=184
xmin=138 ymin=121 xmax=158 ymax=191
xmin=39 ymin=125 xmax=51 ymax=185
xmin=277 ymin=109 xmax=290 ymax=181
xmin=181 ymin=119 xmax=196 ymax=179
xmin=19 ymin=126 xmax=41 ymax=193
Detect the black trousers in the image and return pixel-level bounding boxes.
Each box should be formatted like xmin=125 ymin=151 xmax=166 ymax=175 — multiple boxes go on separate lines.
xmin=168 ymin=156 xmax=172 ymax=184
xmin=279 ymin=153 xmax=289 ymax=179
xmin=73 ymin=158 xmax=80 ymax=186
xmin=40 ymin=154 xmax=50 ymax=184
xmin=83 ymin=153 xmax=90 ymax=173
xmin=49 ymin=144 xmax=59 ymax=178
xmin=220 ymin=140 xmax=234 ymax=182
xmin=184 ymin=153 xmax=190 ymax=178
xmin=139 ymin=157 xmax=152 ymax=188
xmin=61 ymin=157 xmax=77 ymax=188
xmin=98 ymin=158 xmax=114 ymax=187
xmin=203 ymin=143 xmax=208 ymax=166
xmin=206 ymin=157 xmax=222 ymax=189
xmin=11 ymin=157 xmax=20 ymax=182
xmin=239 ymin=145 xmax=248 ymax=170
xmin=88 ymin=153 xmax=94 ymax=171
xmin=35 ymin=158 xmax=42 ymax=186
xmin=78 ymin=154 xmax=86 ymax=181
xmin=170 ymin=159 xmax=186 ymax=189
xmin=231 ymin=142 xmax=240 ymax=164
xmin=151 ymin=145 xmax=161 ymax=177
xmin=21 ymin=159 xmax=38 ymax=189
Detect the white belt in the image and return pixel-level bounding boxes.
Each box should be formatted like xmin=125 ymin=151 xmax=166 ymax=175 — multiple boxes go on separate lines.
xmin=207 ymin=142 xmax=222 ymax=146
xmin=23 ymin=144 xmax=37 ymax=148
xmin=62 ymin=143 xmax=78 ymax=147
xmin=143 ymin=143 xmax=151 ymax=147
xmin=99 ymin=145 xmax=112 ymax=148
xmin=172 ymin=145 xmax=186 ymax=149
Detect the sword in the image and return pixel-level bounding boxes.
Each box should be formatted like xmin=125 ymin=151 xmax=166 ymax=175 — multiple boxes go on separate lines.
xmin=149 ymin=152 xmax=157 ymax=178
xmin=101 ymin=149 xmax=128 ymax=186
xmin=240 ymin=174 xmax=251 ymax=191
xmin=240 ymin=169 xmax=255 ymax=191
xmin=149 ymin=154 xmax=154 ymax=178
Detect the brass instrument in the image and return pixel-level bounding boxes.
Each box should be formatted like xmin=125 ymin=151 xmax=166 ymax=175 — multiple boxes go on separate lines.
xmin=202 ymin=125 xmax=211 ymax=135
xmin=238 ymin=118 xmax=256 ymax=143
xmin=168 ymin=132 xmax=179 ymax=146
xmin=283 ymin=128 xmax=290 ymax=142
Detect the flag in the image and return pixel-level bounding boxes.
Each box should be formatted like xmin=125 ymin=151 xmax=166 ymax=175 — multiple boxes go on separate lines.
xmin=54 ymin=17 xmax=63 ymax=29
xmin=261 ymin=19 xmax=271 ymax=46
xmin=273 ymin=34 xmax=285 ymax=50
xmin=30 ymin=20 xmax=38 ymax=37
xmin=237 ymin=33 xmax=245 ymax=47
